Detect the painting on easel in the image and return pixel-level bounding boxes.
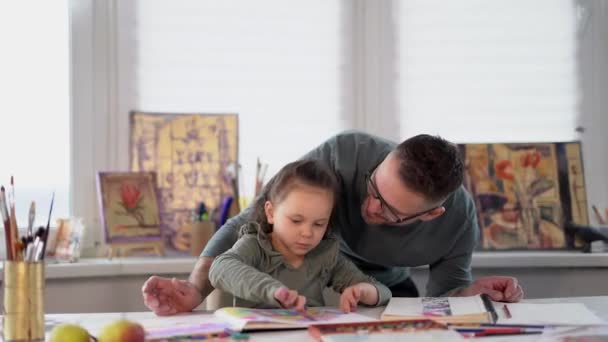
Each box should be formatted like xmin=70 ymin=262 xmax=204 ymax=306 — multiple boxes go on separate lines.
xmin=460 ymin=142 xmax=588 ymax=250
xmin=97 ymin=171 xmax=164 ymax=256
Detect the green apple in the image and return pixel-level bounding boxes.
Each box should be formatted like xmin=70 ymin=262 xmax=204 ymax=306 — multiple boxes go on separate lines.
xmin=97 ymin=319 xmax=145 ymax=342
xmin=50 ymin=323 xmax=90 ymax=342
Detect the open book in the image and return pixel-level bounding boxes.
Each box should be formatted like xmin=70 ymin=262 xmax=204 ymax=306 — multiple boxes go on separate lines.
xmin=382 ymin=295 xmax=605 ymax=326
xmin=381 ymin=294 xmax=497 ymax=324
xmin=214 ymin=307 xmax=377 ymax=332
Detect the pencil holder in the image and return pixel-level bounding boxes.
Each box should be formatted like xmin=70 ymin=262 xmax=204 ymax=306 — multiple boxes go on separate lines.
xmin=2 ymin=261 xmax=45 ymax=342
xmin=190 ymin=221 xmax=215 ymax=257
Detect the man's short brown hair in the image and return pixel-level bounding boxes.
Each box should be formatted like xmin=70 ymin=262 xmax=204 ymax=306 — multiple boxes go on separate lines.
xmin=394 ymin=134 xmax=463 ymax=203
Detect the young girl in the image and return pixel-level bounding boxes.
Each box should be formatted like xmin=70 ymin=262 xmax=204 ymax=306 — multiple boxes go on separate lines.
xmin=209 ymin=160 xmax=391 ymax=313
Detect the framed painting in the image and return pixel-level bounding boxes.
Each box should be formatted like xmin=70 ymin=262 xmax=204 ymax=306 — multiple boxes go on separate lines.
xmin=130 ymin=112 xmax=238 ymax=255
xmin=459 ymin=142 xmax=589 ymax=250
xmin=96 ymin=171 xmax=163 ymax=244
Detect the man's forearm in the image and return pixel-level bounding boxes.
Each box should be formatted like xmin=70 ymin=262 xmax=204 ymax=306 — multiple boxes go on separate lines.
xmin=189 ymin=256 xmax=215 ymax=300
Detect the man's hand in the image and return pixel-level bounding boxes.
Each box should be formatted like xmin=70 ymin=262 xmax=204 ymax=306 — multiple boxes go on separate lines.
xmin=456 ymin=276 xmax=524 ymax=302
xmin=274 ymin=287 xmax=306 ymax=311
xmin=142 ymin=276 xmax=203 ymax=316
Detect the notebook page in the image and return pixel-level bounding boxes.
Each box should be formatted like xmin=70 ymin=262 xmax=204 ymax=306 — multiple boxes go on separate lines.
xmin=498 ymin=303 xmax=604 ymax=325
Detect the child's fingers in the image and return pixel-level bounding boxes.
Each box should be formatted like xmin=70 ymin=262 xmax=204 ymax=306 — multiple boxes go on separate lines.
xmin=275 ymin=287 xmax=288 ymax=300
xmin=294 ymin=295 xmax=306 ymax=312
xmin=348 ymin=293 xmax=358 ymax=311
xmin=274 ymin=287 xmax=290 ymax=307
xmin=352 ymin=286 xmax=361 ymax=301
xmin=339 ymin=295 xmax=348 ymax=313
xmin=340 ymin=291 xmax=353 ymax=313
xmin=285 ymin=290 xmax=299 ymax=307
xmin=276 ymin=289 xmax=298 ymax=308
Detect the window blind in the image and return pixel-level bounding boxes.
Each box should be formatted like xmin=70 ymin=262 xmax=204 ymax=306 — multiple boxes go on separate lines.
xmin=118 ymin=0 xmax=353 ymax=196
xmin=396 ymin=0 xmax=579 ymax=143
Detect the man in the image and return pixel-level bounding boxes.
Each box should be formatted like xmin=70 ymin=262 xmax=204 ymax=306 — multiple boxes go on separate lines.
xmin=142 ymin=131 xmax=523 ymax=315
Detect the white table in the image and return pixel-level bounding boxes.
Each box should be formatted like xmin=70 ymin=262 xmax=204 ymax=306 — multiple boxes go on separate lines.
xmin=43 ymin=296 xmax=608 ymax=341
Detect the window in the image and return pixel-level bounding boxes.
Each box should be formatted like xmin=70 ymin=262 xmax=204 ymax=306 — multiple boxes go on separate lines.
xmin=396 ymin=0 xmax=579 ymax=143
xmin=0 ymin=2 xmax=70 ymax=226
xmin=116 ymin=0 xmax=355 ymax=196
xmin=72 ymin=1 xmax=594 ymax=253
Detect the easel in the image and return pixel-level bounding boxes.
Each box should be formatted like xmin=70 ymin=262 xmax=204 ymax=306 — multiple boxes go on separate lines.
xmin=106 ymin=240 xmax=165 ymax=259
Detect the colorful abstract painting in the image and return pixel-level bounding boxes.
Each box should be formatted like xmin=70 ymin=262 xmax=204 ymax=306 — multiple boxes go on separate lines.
xmin=130 ymin=112 xmax=238 ymax=255
xmin=460 ymin=143 xmax=588 ymax=250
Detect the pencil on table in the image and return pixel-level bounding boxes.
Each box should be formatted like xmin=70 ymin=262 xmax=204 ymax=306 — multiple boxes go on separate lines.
xmin=502 ymin=304 xmax=512 ymax=319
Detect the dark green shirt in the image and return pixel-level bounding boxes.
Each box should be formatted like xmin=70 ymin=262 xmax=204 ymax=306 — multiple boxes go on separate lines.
xmin=209 ymin=222 xmax=392 ymax=308
xmin=203 ymin=131 xmax=479 ymax=296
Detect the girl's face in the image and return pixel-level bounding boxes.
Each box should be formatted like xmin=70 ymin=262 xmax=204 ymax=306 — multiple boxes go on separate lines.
xmin=264 ymin=183 xmax=334 ymax=261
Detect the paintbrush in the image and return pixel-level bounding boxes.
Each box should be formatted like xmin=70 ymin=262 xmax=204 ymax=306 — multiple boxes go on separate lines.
xmin=9 ymin=176 xmax=21 ymax=260
xmin=27 ymin=201 xmax=35 ymax=238
xmin=0 ymin=186 xmax=13 ymax=260
xmin=39 ymin=192 xmax=55 ymax=260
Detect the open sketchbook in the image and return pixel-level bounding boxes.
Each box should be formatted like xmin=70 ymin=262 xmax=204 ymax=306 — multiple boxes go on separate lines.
xmin=214 ymin=307 xmax=377 ymax=332
xmin=382 ymin=295 xmax=604 ymax=326
xmin=382 ymin=294 xmax=497 ymax=324
xmin=495 ymin=302 xmax=604 ymax=326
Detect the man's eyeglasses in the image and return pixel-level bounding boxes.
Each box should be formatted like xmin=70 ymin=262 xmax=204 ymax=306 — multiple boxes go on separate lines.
xmin=365 ymin=172 xmax=437 ymax=225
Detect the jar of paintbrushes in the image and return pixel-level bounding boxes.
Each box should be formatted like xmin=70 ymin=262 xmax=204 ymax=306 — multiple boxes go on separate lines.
xmin=0 ymin=178 xmax=54 ymax=341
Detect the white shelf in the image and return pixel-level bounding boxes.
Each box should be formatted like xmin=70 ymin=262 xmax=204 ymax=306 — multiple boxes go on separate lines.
xmin=0 ymin=257 xmax=197 ymax=280
xmin=472 ymin=251 xmax=608 ymax=268
xmin=1 ymin=252 xmax=607 ymax=280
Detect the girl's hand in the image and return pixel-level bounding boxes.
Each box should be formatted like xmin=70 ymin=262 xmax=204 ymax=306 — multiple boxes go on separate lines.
xmin=339 ymin=285 xmax=362 ymax=313
xmin=274 ymin=287 xmax=306 ymax=311
xmin=340 ymin=283 xmax=379 ymax=313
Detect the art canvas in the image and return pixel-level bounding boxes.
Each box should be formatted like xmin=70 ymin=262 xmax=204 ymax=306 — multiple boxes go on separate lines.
xmin=460 ymin=142 xmax=588 ymax=250
xmin=96 ymin=171 xmax=163 ymax=244
xmin=130 ymin=112 xmax=238 ymax=255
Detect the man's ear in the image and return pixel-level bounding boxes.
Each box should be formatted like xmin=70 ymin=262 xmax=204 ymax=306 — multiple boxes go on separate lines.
xmin=264 ymin=201 xmax=275 ymax=224
xmin=419 ymin=206 xmax=445 ymax=221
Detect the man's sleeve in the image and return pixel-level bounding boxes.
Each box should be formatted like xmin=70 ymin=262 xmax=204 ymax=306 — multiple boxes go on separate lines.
xmin=426 ymin=211 xmax=480 ymax=297
xmin=201 ymin=206 xmax=252 ymax=257
xmin=208 ymin=236 xmax=285 ymax=306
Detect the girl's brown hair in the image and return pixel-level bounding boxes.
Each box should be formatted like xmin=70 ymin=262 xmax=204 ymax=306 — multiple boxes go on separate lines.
xmin=248 ymin=159 xmax=339 ymax=236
